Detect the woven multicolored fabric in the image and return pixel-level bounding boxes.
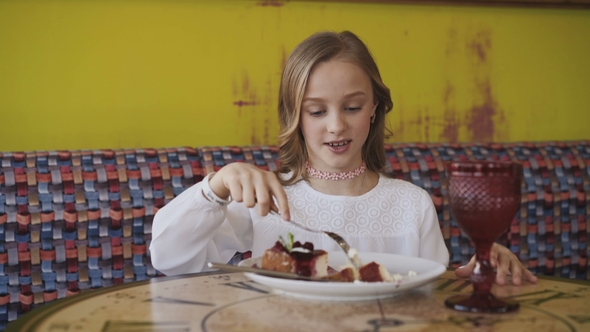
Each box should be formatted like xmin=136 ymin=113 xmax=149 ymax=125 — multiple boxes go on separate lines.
xmin=1 ymin=142 xmax=588 ymax=329
xmin=0 ymin=147 xmax=203 ymax=328
xmin=382 ymin=141 xmax=589 ymax=280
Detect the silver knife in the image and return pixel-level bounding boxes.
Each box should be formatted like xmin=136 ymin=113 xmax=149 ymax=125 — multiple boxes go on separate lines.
xmin=207 ymin=262 xmax=329 ymax=282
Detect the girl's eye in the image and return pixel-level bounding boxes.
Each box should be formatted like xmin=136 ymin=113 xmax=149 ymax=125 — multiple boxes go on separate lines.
xmin=345 ymin=107 xmax=362 ymax=112
xmin=309 ymin=110 xmax=325 ymax=117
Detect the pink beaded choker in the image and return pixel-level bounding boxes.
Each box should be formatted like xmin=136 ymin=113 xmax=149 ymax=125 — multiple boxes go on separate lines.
xmin=305 ymin=161 xmax=366 ymax=181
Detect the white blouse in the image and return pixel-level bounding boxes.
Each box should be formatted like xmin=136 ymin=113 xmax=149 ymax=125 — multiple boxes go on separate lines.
xmin=149 ymin=174 xmax=449 ymax=276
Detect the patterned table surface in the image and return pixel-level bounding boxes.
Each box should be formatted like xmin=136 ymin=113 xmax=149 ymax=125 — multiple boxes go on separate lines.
xmin=7 ymin=270 xmax=590 ymax=332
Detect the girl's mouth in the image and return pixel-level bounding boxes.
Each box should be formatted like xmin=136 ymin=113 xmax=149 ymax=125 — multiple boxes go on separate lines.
xmin=325 ymin=140 xmax=352 ymax=154
xmin=326 ymin=140 xmax=350 ymax=147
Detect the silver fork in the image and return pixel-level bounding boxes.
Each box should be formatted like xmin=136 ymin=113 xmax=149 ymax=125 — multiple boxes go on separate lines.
xmin=270 ymin=211 xmax=362 ymax=269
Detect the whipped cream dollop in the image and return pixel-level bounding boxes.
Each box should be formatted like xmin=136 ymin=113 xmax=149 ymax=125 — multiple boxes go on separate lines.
xmin=291 ymin=247 xmax=312 ymax=253
xmin=347 ymin=248 xmax=363 ymax=267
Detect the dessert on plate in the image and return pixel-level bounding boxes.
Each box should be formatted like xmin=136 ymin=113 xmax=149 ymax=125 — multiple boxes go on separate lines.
xmin=261 ymin=233 xmax=329 ymax=278
xmin=260 ymin=233 xmax=414 ymax=282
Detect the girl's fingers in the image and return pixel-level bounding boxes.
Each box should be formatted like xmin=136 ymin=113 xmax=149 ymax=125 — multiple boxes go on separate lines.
xmin=269 ymin=180 xmax=290 ymax=221
xmin=226 ymin=181 xmax=244 ymax=203
xmin=490 ymin=244 xmax=499 ymax=268
xmin=496 ymin=270 xmax=507 ymax=286
xmin=506 ymin=255 xmax=540 ymax=286
xmin=495 ymin=253 xmax=511 ymax=286
xmin=214 ymin=162 xmax=289 ymax=219
xmin=456 ymin=244 xmax=539 ymax=287
xmin=523 ymin=268 xmax=538 ymax=284
xmin=269 ymin=201 xmax=280 ymax=214
xmin=254 ymin=182 xmax=272 ymax=216
xmin=454 ymin=255 xmax=476 ymax=278
xmin=240 ymin=178 xmax=257 ymax=208
xmin=510 ymin=259 xmax=523 ymax=286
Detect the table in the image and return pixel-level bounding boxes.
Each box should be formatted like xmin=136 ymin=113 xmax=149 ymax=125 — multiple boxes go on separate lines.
xmin=6 ymin=270 xmax=590 ymax=332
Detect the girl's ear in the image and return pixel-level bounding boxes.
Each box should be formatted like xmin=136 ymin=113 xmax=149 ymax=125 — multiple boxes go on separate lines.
xmin=370 ymin=102 xmax=378 ymax=123
xmin=371 ymin=102 xmax=378 ymax=114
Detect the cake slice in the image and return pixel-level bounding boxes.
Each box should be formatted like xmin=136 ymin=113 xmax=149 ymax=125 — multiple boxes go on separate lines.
xmin=261 ymin=233 xmax=328 ymax=278
xmin=358 ymin=261 xmax=394 ymax=282
xmin=326 ymin=265 xmax=359 ymax=282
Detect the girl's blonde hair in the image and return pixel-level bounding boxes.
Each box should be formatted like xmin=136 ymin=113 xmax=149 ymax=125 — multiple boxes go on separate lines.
xmin=277 ymin=30 xmax=393 ymax=185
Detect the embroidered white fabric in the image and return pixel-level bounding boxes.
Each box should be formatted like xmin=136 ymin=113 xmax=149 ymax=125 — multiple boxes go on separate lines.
xmin=149 ymin=174 xmax=449 ymax=276
xmin=287 ymin=180 xmax=421 ymax=236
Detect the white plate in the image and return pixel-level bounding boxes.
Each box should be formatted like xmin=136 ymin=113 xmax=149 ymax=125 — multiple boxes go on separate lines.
xmin=238 ymin=252 xmax=446 ymax=301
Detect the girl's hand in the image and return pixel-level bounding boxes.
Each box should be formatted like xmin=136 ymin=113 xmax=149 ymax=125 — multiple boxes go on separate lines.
xmin=208 ymin=163 xmax=290 ymax=221
xmin=455 ymin=243 xmax=538 ymax=286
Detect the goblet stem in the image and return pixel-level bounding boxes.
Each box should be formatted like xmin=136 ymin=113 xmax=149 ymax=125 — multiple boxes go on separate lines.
xmin=471 ymin=244 xmax=495 ymax=296
xmin=445 ymin=243 xmax=519 ymax=313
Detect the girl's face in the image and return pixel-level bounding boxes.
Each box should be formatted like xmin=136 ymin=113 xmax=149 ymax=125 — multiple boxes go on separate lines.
xmin=300 ymin=59 xmax=377 ymax=173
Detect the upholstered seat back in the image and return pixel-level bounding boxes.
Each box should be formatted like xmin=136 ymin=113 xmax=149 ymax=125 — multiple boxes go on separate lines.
xmin=0 ymin=141 xmax=588 ymax=327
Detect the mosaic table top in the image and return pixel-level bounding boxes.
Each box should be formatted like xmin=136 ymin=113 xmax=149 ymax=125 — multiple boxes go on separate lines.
xmin=7 ymin=270 xmax=590 ymax=332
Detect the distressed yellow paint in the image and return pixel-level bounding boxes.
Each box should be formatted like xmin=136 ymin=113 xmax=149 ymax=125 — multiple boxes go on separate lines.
xmin=0 ymin=0 xmax=589 ymax=151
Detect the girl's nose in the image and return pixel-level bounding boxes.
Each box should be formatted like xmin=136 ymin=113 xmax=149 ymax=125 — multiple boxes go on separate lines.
xmin=327 ymin=112 xmax=347 ymax=135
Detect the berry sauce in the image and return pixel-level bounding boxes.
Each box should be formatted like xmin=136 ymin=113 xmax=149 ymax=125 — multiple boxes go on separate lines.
xmin=272 ymin=241 xmax=318 ymax=276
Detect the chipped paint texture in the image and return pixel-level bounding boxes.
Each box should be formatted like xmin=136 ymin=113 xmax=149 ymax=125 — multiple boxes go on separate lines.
xmin=441 ymin=82 xmax=459 ymax=142
xmin=390 ymin=24 xmax=514 ymax=143
xmin=435 ymin=25 xmax=508 ymax=142
xmin=466 ymin=29 xmax=507 ymax=142
xmin=232 ymin=69 xmax=275 ymax=145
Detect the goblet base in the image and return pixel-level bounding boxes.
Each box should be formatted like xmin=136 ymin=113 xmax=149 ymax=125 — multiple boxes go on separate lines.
xmin=445 ymin=293 xmax=519 ymax=313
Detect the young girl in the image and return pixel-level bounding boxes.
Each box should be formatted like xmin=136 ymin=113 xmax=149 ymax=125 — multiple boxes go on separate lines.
xmin=150 ymin=31 xmax=537 ymax=286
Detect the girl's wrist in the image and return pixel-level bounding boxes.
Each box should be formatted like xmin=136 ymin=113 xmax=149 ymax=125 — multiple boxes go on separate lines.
xmin=201 ymin=173 xmax=231 ymax=206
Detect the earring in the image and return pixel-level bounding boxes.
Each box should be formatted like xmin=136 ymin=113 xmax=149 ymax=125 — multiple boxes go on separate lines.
xmin=370 ymin=114 xmax=376 ymax=123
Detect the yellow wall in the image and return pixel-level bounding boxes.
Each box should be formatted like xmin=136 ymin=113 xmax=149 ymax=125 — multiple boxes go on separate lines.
xmin=0 ymin=0 xmax=589 ymax=151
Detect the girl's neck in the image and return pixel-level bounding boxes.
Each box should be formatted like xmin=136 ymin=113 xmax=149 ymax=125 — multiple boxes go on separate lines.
xmin=305 ymin=161 xmax=366 ymax=181
xmin=306 ymin=170 xmax=378 ymax=196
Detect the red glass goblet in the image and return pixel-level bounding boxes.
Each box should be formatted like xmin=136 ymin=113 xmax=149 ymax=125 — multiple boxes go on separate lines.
xmin=445 ymin=160 xmax=523 ymax=313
